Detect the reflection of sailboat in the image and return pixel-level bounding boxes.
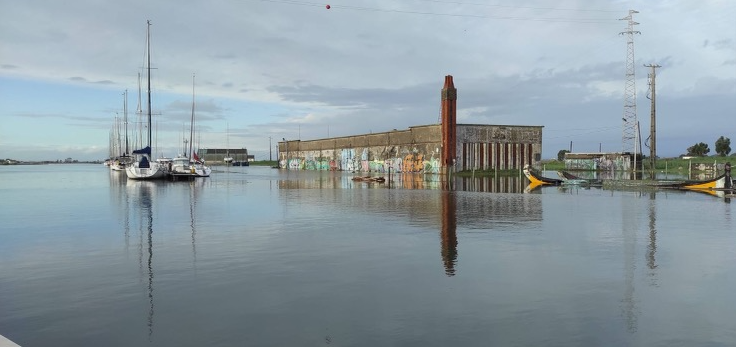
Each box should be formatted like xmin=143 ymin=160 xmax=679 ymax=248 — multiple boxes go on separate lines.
xmin=126 ymin=20 xmax=164 ymax=180
xmin=188 ymin=179 xmax=204 ymax=272
xmin=126 ymin=180 xmax=156 ymax=339
xmin=440 ymin=191 xmax=458 ymax=276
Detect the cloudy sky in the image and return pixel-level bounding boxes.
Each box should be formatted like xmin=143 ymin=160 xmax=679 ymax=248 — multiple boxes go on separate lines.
xmin=1 ymin=0 xmax=734 ymax=161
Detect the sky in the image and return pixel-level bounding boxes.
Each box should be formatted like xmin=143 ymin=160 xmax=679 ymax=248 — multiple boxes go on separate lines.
xmin=1 ymin=0 xmax=734 ymax=162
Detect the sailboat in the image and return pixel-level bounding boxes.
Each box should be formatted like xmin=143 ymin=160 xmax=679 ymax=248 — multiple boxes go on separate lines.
xmin=224 ymin=123 xmax=233 ymax=164
xmin=110 ymin=90 xmax=133 ymax=171
xmin=126 ymin=20 xmax=165 ymax=180
xmin=169 ymin=74 xmax=211 ymax=178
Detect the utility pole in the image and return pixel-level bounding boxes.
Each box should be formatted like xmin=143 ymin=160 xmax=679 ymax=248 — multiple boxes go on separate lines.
xmin=620 ymin=10 xmax=640 ymax=159
xmin=269 ymin=136 xmax=272 ymax=161
xmin=645 ymin=64 xmax=661 ymax=173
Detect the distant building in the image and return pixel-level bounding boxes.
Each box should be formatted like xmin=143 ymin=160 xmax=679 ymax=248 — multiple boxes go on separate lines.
xmin=278 ymin=75 xmax=544 ymax=173
xmin=198 ymin=148 xmax=249 ymax=164
xmin=564 ymin=152 xmax=636 ymax=171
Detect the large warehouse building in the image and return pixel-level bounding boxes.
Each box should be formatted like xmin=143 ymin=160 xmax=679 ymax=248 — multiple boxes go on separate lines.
xmin=278 ymin=76 xmax=543 ymax=174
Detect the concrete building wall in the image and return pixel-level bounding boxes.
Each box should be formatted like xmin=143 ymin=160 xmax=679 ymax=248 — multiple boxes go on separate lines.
xmin=279 ymin=124 xmax=543 ymax=173
xmin=280 ymin=125 xmax=443 ymax=173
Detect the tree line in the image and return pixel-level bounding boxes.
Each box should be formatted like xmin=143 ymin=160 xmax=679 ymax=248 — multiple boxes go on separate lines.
xmin=686 ymin=136 xmax=731 ymax=157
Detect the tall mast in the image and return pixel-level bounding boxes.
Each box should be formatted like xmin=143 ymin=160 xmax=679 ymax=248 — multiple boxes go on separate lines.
xmin=146 ymin=20 xmax=152 ymax=149
xmin=123 ymin=90 xmax=129 ymax=155
xmin=189 ymin=73 xmax=196 ymax=159
xmin=136 ymin=72 xmax=142 ymax=150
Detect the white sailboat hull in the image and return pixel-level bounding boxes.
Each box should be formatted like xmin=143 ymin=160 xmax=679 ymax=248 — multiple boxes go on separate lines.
xmin=169 ymin=157 xmax=211 ymax=178
xmin=126 ymin=161 xmax=165 ymax=180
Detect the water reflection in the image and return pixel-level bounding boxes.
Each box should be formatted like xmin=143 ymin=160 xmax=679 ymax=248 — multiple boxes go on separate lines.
xmin=647 ymin=192 xmax=658 ymax=287
xmin=276 ymin=171 xmax=530 ymax=194
xmin=110 ymin=171 xmax=131 ymax=253
xmin=125 ymin=180 xmax=157 ymax=340
xmin=454 ymin=175 xmax=527 ymax=193
xmin=440 ymin=191 xmax=457 ymax=276
xmin=108 ymin=175 xmax=207 ymax=341
xmin=622 ymin=191 xmax=640 ymax=334
xmin=188 ymin=179 xmax=204 ymax=272
xmin=274 ymin=171 xmax=541 ymax=276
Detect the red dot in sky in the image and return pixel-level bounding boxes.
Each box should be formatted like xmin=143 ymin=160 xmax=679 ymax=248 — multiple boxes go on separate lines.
xmin=326 ymin=4 xmax=330 ymax=9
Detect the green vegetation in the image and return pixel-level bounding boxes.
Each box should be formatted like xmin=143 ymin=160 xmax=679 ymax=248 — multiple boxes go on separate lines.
xmin=540 ymin=160 xmax=566 ymax=171
xmin=250 ymin=160 xmax=278 ymax=167
xmin=715 ymin=136 xmax=731 ymax=156
xmin=644 ymin=156 xmax=733 ymax=172
xmin=557 ymin=150 xmax=569 ymax=161
xmin=687 ymin=142 xmax=710 ymax=157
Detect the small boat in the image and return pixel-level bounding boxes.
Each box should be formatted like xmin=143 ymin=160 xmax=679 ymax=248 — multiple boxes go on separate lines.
xmin=658 ymin=174 xmax=728 ymax=190
xmin=522 ymin=165 xmax=562 ymax=186
xmin=110 ymin=155 xmax=133 ymax=172
xmin=167 ymin=74 xmax=212 ymax=179
xmin=351 ymin=176 xmax=386 ymax=183
xmin=557 ymin=171 xmax=603 ymax=186
xmin=167 ymin=156 xmax=211 ymax=179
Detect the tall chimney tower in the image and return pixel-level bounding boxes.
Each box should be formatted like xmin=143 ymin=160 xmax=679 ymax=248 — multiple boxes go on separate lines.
xmin=441 ymin=75 xmax=457 ymax=167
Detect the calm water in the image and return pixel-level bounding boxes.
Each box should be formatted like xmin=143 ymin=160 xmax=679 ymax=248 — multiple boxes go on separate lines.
xmin=1 ymin=164 xmax=735 ymax=347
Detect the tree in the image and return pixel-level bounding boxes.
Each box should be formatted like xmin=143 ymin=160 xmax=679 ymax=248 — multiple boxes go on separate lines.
xmin=686 ymin=142 xmax=710 ymax=157
xmin=715 ymin=136 xmax=731 ymax=156
xmin=557 ymin=149 xmax=570 ymax=161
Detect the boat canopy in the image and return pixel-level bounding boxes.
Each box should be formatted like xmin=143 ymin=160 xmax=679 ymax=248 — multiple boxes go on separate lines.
xmin=132 ymin=146 xmax=151 ymax=155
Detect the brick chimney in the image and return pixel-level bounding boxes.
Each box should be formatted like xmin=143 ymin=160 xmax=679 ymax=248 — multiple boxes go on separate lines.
xmin=441 ymin=75 xmax=457 ymax=167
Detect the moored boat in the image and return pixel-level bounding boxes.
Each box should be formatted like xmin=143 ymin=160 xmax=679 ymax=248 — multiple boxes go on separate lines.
xmin=126 ymin=21 xmax=165 ymax=180
xmin=522 ymin=165 xmax=563 ymax=186
xmin=557 ymin=170 xmax=603 ymax=186
xmin=351 ymin=175 xmax=386 ymax=183
xmin=166 ymin=74 xmax=212 ymax=179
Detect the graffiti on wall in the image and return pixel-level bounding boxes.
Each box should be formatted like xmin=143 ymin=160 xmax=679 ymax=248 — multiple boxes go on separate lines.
xmin=285 ymin=147 xmax=442 ymax=173
xmin=565 ymin=156 xmax=629 ymax=171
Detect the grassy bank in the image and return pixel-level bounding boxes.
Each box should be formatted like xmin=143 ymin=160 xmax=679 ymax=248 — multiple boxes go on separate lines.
xmin=250 ymin=160 xmax=278 ymax=167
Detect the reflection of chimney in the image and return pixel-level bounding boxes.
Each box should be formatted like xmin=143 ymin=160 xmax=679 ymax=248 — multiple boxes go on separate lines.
xmin=441 ymin=75 xmax=457 ymax=168
xmin=441 ymin=191 xmax=458 ymax=276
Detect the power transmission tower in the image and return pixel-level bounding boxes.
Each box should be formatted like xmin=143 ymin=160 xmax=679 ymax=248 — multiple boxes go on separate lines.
xmin=645 ymin=64 xmax=661 ymax=172
xmin=620 ymin=10 xmax=640 ymax=157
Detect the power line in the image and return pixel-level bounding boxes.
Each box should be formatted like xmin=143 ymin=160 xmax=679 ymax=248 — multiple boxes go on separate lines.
xmin=545 ymin=126 xmax=619 ymax=140
xmin=255 ymin=0 xmax=620 ymax=23
xmin=410 ymin=0 xmax=622 ymax=13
